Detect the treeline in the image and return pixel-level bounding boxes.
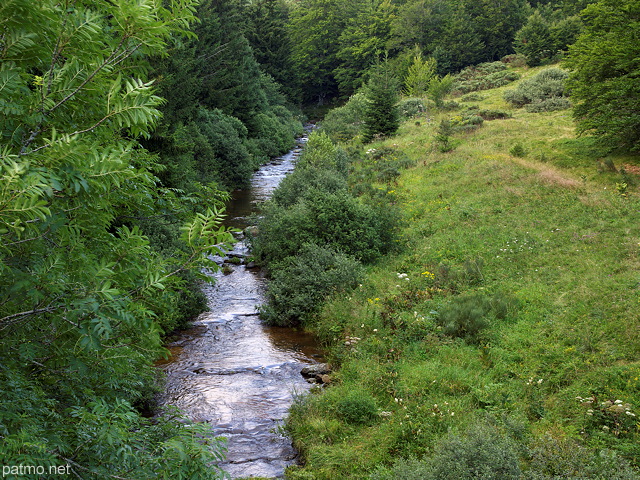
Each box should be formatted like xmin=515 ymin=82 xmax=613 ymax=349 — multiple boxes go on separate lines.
xmin=0 ymin=0 xmax=300 ymax=477
xmin=247 ymin=0 xmax=592 ymax=105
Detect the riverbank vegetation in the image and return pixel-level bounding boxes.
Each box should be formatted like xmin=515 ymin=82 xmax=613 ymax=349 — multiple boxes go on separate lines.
xmin=0 ymin=1 xmax=301 ymax=477
xmin=277 ymin=3 xmax=640 ymax=477
xmin=2 ymin=0 xmax=639 ymax=477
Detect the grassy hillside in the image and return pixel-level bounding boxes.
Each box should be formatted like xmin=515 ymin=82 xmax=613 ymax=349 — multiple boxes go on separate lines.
xmin=284 ymin=66 xmax=640 ymax=479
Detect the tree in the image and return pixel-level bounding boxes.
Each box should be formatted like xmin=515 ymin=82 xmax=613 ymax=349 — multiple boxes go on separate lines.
xmin=363 ymin=60 xmax=401 ymax=142
xmin=245 ymin=0 xmax=296 ymax=98
xmin=334 ymin=0 xmax=396 ymax=96
xmin=404 ymin=49 xmax=437 ymax=96
xmin=462 ymin=0 xmax=529 ymax=61
xmin=0 ymin=1 xmax=231 ymax=475
xmin=514 ymin=11 xmax=554 ymax=65
xmin=565 ymin=0 xmax=640 ymax=151
xmin=288 ymin=0 xmax=346 ymax=104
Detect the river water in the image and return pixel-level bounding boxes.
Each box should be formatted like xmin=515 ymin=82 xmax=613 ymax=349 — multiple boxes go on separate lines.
xmin=157 ymin=132 xmax=323 ymax=478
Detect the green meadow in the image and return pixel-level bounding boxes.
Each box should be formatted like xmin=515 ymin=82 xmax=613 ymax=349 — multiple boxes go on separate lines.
xmin=285 ymin=66 xmax=640 ymax=479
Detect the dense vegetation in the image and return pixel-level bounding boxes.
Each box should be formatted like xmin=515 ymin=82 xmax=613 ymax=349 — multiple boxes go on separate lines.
xmin=2 ymin=0 xmax=640 ymax=478
xmin=274 ymin=1 xmax=640 ymax=476
xmin=0 ymin=0 xmax=300 ymax=477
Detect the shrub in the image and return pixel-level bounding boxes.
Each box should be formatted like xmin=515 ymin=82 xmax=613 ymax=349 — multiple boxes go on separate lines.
xmin=428 ymin=74 xmax=455 ymax=109
xmin=299 ymin=130 xmax=349 ymax=174
xmin=476 ymin=109 xmax=511 ymax=120
xmin=451 ymin=113 xmax=484 ymax=132
xmin=455 ymin=62 xmax=520 ymax=94
xmin=504 ymin=68 xmax=569 ymax=109
xmin=436 ymin=293 xmax=492 ymax=343
xmin=321 ymin=91 xmax=368 ymax=142
xmin=398 ymin=97 xmax=428 ymax=120
xmin=501 ymin=53 xmax=528 ymax=67
xmin=335 ymin=390 xmax=378 ymax=425
xmin=259 ymin=243 xmax=363 ymax=326
xmin=253 ymin=189 xmax=394 ymax=266
xmin=371 ymin=422 xmax=521 ymax=480
xmin=271 ymin=166 xmax=348 ymax=208
xmin=461 ymin=92 xmax=485 ymax=102
xmin=525 ymin=97 xmax=572 ymax=113
xmin=526 ymin=434 xmax=640 ymax=479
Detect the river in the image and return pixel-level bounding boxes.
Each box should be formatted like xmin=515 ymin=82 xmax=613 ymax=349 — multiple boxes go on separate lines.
xmin=157 ymin=130 xmax=323 ymax=478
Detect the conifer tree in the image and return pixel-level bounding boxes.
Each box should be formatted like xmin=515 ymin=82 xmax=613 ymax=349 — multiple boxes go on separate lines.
xmin=363 ymin=60 xmax=400 ymax=142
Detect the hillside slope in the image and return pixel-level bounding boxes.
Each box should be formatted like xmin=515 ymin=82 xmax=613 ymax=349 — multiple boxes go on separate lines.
xmin=285 ymin=66 xmax=640 ymax=479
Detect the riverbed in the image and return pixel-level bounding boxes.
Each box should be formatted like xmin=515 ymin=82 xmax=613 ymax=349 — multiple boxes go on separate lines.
xmin=157 ymin=132 xmax=323 ymax=478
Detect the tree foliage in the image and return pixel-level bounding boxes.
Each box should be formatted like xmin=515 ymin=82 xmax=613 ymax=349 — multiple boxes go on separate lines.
xmin=363 ymin=61 xmax=401 ymax=142
xmin=0 ymin=0 xmax=232 ymax=475
xmin=565 ymin=0 xmax=640 ymax=152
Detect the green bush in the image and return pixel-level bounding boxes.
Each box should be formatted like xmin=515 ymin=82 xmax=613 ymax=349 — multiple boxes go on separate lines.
xmin=298 ymin=131 xmax=349 ymax=174
xmin=461 ymin=92 xmax=485 ymax=102
xmin=398 ymin=97 xmax=428 ymax=120
xmin=436 ymin=293 xmax=492 ymax=343
xmin=271 ymin=165 xmax=348 ymax=208
xmin=476 ymin=109 xmax=512 ymax=120
xmin=504 ymin=68 xmax=569 ymax=109
xmin=253 ymin=189 xmax=394 ymax=265
xmin=371 ymin=422 xmax=521 ymax=480
xmin=526 ymin=435 xmax=640 ymax=479
xmin=455 ymin=62 xmax=520 ymax=94
xmin=525 ymin=97 xmax=572 ymax=113
xmin=321 ymin=91 xmax=368 ymax=142
xmin=259 ymin=244 xmax=363 ymax=326
xmin=501 ymin=53 xmax=528 ymax=67
xmin=335 ymin=390 xmax=378 ymax=425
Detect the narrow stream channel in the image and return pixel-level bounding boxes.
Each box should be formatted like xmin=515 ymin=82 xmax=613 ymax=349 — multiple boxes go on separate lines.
xmin=157 ymin=130 xmax=323 ymax=478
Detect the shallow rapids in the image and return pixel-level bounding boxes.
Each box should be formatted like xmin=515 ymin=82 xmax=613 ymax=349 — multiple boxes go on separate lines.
xmin=158 ymin=133 xmax=322 ymax=478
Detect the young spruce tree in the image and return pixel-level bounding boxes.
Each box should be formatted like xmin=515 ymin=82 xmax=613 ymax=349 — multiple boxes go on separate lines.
xmin=363 ymin=60 xmax=400 ymax=142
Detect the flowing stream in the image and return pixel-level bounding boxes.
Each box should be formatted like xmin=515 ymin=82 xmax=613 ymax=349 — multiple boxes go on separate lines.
xmin=157 ymin=131 xmax=323 ymax=478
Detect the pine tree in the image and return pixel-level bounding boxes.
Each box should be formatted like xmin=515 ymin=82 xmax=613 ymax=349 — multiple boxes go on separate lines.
xmin=363 ymin=60 xmax=400 ymax=142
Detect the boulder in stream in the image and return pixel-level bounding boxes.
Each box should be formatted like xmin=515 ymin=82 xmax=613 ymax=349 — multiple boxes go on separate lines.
xmin=301 ymin=363 xmax=331 ymax=384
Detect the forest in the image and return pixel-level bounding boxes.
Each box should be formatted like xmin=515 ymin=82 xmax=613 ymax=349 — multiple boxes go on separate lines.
xmin=1 ymin=0 xmax=639 ymax=478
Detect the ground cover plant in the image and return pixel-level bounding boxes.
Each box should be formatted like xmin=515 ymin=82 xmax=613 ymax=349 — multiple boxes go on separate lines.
xmin=283 ymin=64 xmax=640 ymax=479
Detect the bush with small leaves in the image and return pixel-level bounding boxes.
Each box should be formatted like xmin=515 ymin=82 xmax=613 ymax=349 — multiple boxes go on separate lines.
xmin=526 ymin=434 xmax=640 ymax=479
xmin=398 ymin=97 xmax=428 ymax=120
xmin=456 ymin=62 xmax=521 ymax=94
xmin=371 ymin=421 xmax=521 ymax=480
xmin=259 ymin=243 xmax=363 ymax=326
xmin=436 ymin=293 xmax=492 ymax=343
xmin=321 ymin=91 xmax=369 ymax=142
xmin=504 ymin=68 xmax=569 ymax=109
